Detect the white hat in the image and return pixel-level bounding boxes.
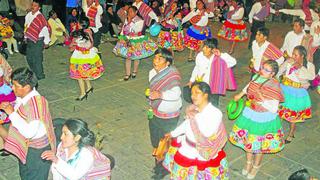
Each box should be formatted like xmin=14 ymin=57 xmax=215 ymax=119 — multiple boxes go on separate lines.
xmin=0 ymin=67 xmax=4 ymax=77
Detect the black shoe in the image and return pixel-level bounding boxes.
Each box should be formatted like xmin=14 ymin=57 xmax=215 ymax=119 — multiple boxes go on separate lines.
xmin=75 ymin=94 xmax=88 ymax=101
xmin=37 ymin=75 xmax=45 ymax=80
xmin=86 ymin=87 xmax=94 ymax=94
xmin=285 ymin=135 xmax=295 ymax=144
xmin=123 ymin=74 xmax=131 ymax=81
xmin=131 ymin=72 xmax=137 ymax=79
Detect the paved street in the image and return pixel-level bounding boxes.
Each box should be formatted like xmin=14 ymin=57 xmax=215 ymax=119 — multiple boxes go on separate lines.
xmin=0 ymin=22 xmax=319 ymax=180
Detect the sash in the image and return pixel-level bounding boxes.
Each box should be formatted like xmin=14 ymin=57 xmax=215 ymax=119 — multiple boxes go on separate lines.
xmin=25 ymin=13 xmax=50 ymax=43
xmin=209 ymin=55 xmax=237 ymax=95
xmin=254 ymin=2 xmax=270 ymax=20
xmin=138 ymin=3 xmax=153 ymax=26
xmin=189 ymin=118 xmax=227 ymax=161
xmin=302 ymin=0 xmax=312 ymax=27
xmin=190 ymin=11 xmax=204 ymax=25
xmin=149 ymin=66 xmax=181 ymax=110
xmin=4 ymin=95 xmax=56 ymax=164
xmin=87 ymin=4 xmax=98 ymax=27
xmin=263 ymin=43 xmax=283 ymax=61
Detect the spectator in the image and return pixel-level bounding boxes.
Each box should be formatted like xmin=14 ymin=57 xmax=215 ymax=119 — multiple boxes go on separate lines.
xmin=0 ymin=14 xmax=19 ymax=55
xmin=48 ymin=10 xmax=67 ymax=46
xmin=66 ymin=8 xmax=79 ymax=33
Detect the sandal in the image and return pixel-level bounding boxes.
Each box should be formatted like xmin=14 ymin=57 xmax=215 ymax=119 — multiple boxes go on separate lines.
xmin=132 ymin=72 xmax=137 ymax=79
xmin=247 ymin=164 xmax=261 ymax=179
xmin=123 ymin=74 xmax=131 ymax=81
xmin=285 ymin=135 xmax=295 ymax=144
xmin=242 ymin=161 xmax=253 ymax=176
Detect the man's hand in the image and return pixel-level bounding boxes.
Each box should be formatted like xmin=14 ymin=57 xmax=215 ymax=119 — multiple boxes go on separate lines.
xmin=0 ymin=102 xmax=14 ymax=115
xmin=44 ymin=44 xmax=49 ymax=49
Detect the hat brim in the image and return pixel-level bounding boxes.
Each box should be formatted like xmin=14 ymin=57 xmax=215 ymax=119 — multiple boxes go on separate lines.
xmin=227 ymin=98 xmax=244 ymax=120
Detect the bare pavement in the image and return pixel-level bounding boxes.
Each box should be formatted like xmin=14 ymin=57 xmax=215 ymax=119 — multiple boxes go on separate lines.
xmin=0 ymin=22 xmax=319 ymax=180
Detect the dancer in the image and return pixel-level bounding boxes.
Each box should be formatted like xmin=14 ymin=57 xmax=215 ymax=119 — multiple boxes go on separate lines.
xmin=133 ymin=0 xmax=159 ymax=27
xmin=217 ymin=0 xmax=248 ymax=54
xmin=229 ymin=60 xmax=285 ymax=179
xmin=278 ymin=45 xmax=315 ymax=143
xmin=113 ymin=6 xmax=157 ymax=81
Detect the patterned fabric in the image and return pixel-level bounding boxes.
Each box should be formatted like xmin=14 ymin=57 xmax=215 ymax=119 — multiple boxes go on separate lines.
xmin=0 ymin=89 xmax=16 ymax=124
xmin=57 ymin=145 xmax=111 ymax=180
xmin=149 ymin=66 xmax=181 ymax=119
xmin=254 ymin=2 xmax=270 ymax=20
xmin=69 ymin=48 xmax=105 ymax=80
xmin=229 ymin=76 xmax=285 ymax=154
xmin=113 ymin=35 xmax=158 ymax=60
xmin=217 ymin=20 xmax=248 ymax=42
xmin=87 ymin=4 xmax=98 ymax=27
xmin=209 ymin=55 xmax=237 ymax=95
xmin=0 ymin=54 xmax=12 ymax=83
xmin=4 ymin=95 xmax=56 ymax=164
xmin=263 ymin=43 xmax=283 ymax=60
xmin=158 ymin=30 xmax=184 ymax=51
xmin=0 ymin=24 xmax=14 ymax=38
xmin=138 ymin=3 xmax=153 ymax=26
xmin=278 ymin=83 xmax=312 ymax=123
xmin=25 ymin=13 xmax=50 ymax=43
xmin=184 ymin=26 xmax=212 ymax=51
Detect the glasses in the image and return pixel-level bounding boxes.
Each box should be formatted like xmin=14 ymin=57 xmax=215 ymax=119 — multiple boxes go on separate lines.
xmin=261 ymin=66 xmax=273 ymax=74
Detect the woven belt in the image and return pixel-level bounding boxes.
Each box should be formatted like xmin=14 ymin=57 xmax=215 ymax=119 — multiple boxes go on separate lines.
xmin=282 ymin=77 xmax=301 ymax=88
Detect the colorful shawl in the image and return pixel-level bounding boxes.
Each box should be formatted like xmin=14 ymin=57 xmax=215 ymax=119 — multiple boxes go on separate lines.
xmin=302 ymin=0 xmax=313 ymax=27
xmin=25 ymin=13 xmax=51 ymax=43
xmin=87 ymin=4 xmax=98 ymax=27
xmin=0 ymin=55 xmax=12 ymax=83
xmin=190 ymin=117 xmax=227 ymax=161
xmin=263 ymin=43 xmax=283 ymax=61
xmin=209 ymin=55 xmax=237 ymax=95
xmin=254 ymin=2 xmax=270 ymax=20
xmin=149 ymin=66 xmax=181 ymax=110
xmin=4 ymin=95 xmax=56 ymax=164
xmin=138 ymin=2 xmax=153 ymax=27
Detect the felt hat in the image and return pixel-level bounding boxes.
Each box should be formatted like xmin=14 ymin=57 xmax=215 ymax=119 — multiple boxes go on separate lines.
xmin=227 ymin=98 xmax=244 ymax=120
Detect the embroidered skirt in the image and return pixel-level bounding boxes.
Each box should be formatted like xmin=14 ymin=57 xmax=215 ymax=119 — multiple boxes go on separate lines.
xmin=278 ymin=84 xmax=312 ymax=123
xmin=229 ymin=107 xmax=285 ymax=154
xmin=158 ymin=30 xmax=184 ymax=51
xmin=163 ymin=139 xmax=229 ymax=180
xmin=184 ymin=25 xmax=212 ymax=51
xmin=113 ymin=35 xmax=158 ymax=60
xmin=217 ymin=20 xmax=248 ymax=42
xmin=69 ymin=49 xmax=105 ymax=80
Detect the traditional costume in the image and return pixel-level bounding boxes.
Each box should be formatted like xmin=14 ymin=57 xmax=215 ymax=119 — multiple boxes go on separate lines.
xmin=113 ymin=16 xmax=158 ymax=60
xmin=163 ymin=103 xmax=229 ymax=179
xmin=4 ymin=89 xmax=56 ymax=179
xmin=52 ymin=143 xmax=111 ymax=180
xmin=158 ymin=0 xmax=184 ymax=51
xmin=0 ymin=17 xmax=18 ymax=54
xmin=133 ymin=1 xmax=159 ymax=27
xmin=229 ymin=75 xmax=285 ymax=153
xmin=69 ymin=33 xmax=105 ymax=80
xmin=248 ymin=1 xmax=275 ymax=48
xmin=281 ymin=31 xmax=305 ymax=56
xmin=24 ymin=10 xmax=51 ymax=80
xmin=278 ymin=61 xmax=315 ymax=123
xmin=182 ymin=9 xmax=214 ymax=51
xmin=217 ymin=5 xmax=248 ymax=42
xmin=0 ymin=82 xmax=16 ymax=124
xmin=84 ymin=1 xmax=103 ymax=48
xmin=250 ymin=40 xmax=284 ymax=73
xmin=0 ymin=54 xmax=12 ymax=83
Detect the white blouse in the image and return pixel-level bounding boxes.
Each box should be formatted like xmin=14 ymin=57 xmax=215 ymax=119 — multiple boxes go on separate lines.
xmin=229 ymin=6 xmax=245 ymax=21
xmin=182 ymin=10 xmax=214 ymax=26
xmin=281 ymin=30 xmax=305 ymax=56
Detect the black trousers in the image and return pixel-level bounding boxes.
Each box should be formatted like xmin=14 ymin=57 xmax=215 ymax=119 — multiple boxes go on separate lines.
xmin=26 ymin=39 xmax=45 ymax=79
xmin=19 ymin=145 xmax=51 ymax=180
xmin=149 ymin=116 xmax=179 ymax=148
xmin=93 ymin=29 xmax=102 ymax=48
xmin=313 ymin=48 xmax=320 ymax=73
xmin=248 ymin=19 xmax=265 ymax=49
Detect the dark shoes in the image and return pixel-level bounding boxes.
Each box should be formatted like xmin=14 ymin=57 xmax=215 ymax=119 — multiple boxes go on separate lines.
xmin=285 ymin=135 xmax=295 ymax=144
xmin=123 ymin=72 xmax=137 ymax=81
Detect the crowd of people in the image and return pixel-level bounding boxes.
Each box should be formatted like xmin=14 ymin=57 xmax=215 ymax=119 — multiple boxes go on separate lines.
xmin=0 ymin=0 xmax=319 ymax=179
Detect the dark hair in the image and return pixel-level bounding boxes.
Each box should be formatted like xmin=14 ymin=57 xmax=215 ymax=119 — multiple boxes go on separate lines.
xmin=64 ymin=119 xmax=95 ymax=148
xmin=71 ymin=29 xmax=90 ymax=40
xmin=191 ymin=81 xmax=212 ymax=100
xmin=11 ymin=67 xmax=38 ymax=88
xmin=263 ymin=59 xmax=279 ymax=76
xmin=32 ymin=0 xmax=41 ymax=6
xmin=235 ymin=0 xmax=244 ymax=6
xmin=257 ymin=27 xmax=269 ymax=38
xmin=288 ymin=169 xmax=311 ymax=180
xmin=79 ymin=16 xmax=90 ymax=29
xmin=70 ymin=8 xmax=78 ymax=15
xmin=204 ymin=38 xmax=218 ymax=49
xmin=128 ymin=5 xmax=138 ymax=13
xmin=154 ymin=48 xmax=174 ymax=65
xmin=49 ymin=10 xmax=56 ymax=18
xmin=294 ymin=18 xmax=305 ymax=28
xmin=293 ymin=45 xmax=308 ymax=68
xmin=196 ymin=0 xmax=206 ymax=9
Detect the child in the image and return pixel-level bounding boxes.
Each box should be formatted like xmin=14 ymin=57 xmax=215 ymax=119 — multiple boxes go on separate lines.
xmin=0 ymin=67 xmax=16 ymax=124
xmin=0 ymin=14 xmax=19 ymax=55
xmin=187 ymin=38 xmax=237 ymax=106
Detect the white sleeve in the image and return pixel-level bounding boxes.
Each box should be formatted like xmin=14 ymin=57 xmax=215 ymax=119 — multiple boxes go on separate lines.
xmin=270 ymin=7 xmax=276 ymax=14
xmin=207 ymin=11 xmax=214 ymax=18
xmin=279 ymin=9 xmax=304 ymax=19
xmin=312 ymin=33 xmax=320 ymax=47
xmin=298 ymin=62 xmax=316 ymax=80
xmin=39 ymin=26 xmax=51 ymax=45
xmin=220 ymin=53 xmax=237 ymax=68
xmin=9 ymin=112 xmax=42 ymax=138
xmin=275 ymin=56 xmax=285 ymax=66
xmin=182 ymin=11 xmax=195 ymax=24
xmin=190 ymin=54 xmax=201 ymax=82
xmin=231 ymin=8 xmax=244 ymax=20
xmin=132 ymin=20 xmax=144 ymax=33
xmin=171 ymin=120 xmax=187 ymax=137
xmin=161 ymin=86 xmax=181 ymax=101
xmin=198 ymin=110 xmax=222 ymax=137
xmin=281 ymin=33 xmax=289 ymax=52
xmin=249 ymin=3 xmax=259 ymax=23
xmin=242 ymin=83 xmax=250 ymax=94
xmin=258 ymin=99 xmax=279 ymax=113
xmin=149 ymin=11 xmax=159 ymax=22
xmin=52 ymin=149 xmax=94 ymax=180
xmin=98 ymin=5 xmax=103 ymax=15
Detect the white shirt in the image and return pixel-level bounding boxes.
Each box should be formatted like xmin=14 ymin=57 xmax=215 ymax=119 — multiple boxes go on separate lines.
xmin=149 ymin=67 xmax=182 ymax=114
xmin=189 ymin=0 xmax=196 ymax=11
xmin=277 ymin=61 xmax=316 ymax=83
xmin=252 ymin=40 xmax=284 ymax=71
xmin=120 ymin=18 xmax=144 ymax=37
xmin=248 ymin=2 xmax=275 ymax=23
xmin=281 ymin=30 xmax=305 ymax=56
xmin=133 ymin=1 xmax=159 ymax=22
xmin=9 ymin=89 xmax=46 ymax=139
xmin=279 ymin=9 xmax=319 ymax=30
xmin=310 ymin=21 xmax=320 ymax=47
xmin=24 ymin=11 xmax=51 ymax=45
xmin=182 ymin=10 xmax=214 ymax=26
xmin=84 ymin=3 xmax=103 ymax=33
xmin=190 ymin=52 xmax=236 ymax=84
xmin=229 ymin=6 xmax=245 ymax=21
xmin=52 ymin=144 xmax=94 ymax=180
xmin=170 ymin=103 xmax=223 ymax=160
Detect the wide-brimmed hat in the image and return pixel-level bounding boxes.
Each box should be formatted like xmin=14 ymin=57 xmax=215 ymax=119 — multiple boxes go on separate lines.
xmin=227 ymin=98 xmax=244 ymax=120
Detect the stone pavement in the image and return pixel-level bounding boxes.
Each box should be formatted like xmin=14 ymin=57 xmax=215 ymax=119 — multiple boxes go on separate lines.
xmin=0 ymin=22 xmax=319 ymax=180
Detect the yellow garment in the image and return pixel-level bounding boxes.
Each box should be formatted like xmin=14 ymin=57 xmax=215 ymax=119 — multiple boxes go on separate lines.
xmin=0 ymin=24 xmax=14 ymax=38
xmin=48 ymin=18 xmax=66 ymax=46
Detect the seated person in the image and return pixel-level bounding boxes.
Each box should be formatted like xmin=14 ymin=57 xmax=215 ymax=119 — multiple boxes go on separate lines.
xmin=48 ymin=10 xmax=68 ymax=46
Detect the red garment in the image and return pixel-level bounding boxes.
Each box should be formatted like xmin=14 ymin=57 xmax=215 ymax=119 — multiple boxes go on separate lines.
xmin=138 ymin=3 xmax=153 ymax=26
xmin=25 ymin=13 xmax=50 ymax=43
xmin=87 ymin=5 xmax=98 ymax=27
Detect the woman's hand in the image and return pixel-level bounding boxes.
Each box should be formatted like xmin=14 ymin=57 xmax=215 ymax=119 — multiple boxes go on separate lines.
xmin=185 ymin=104 xmax=198 ymax=119
xmin=149 ymin=91 xmax=162 ymax=100
xmin=233 ymin=92 xmax=244 ymax=102
xmin=164 ymin=133 xmax=172 ymax=139
xmin=41 ymin=150 xmax=58 ymax=163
